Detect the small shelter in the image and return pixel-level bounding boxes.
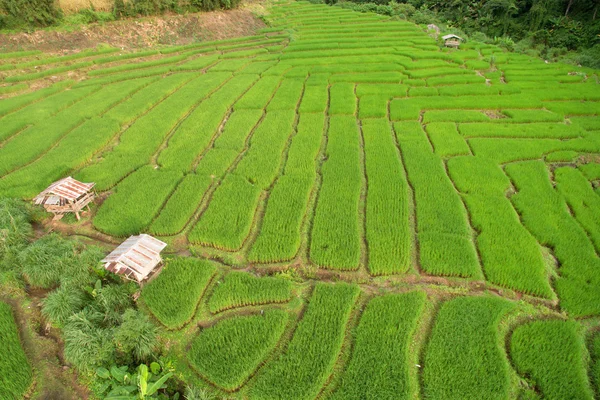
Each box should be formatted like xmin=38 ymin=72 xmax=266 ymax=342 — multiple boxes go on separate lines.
xmin=33 ymin=177 xmax=95 ymax=220
xmin=442 ymin=34 xmax=463 ymax=48
xmin=102 ymin=234 xmax=167 ymax=283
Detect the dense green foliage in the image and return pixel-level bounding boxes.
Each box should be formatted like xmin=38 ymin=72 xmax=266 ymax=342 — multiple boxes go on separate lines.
xmin=208 ymin=271 xmax=292 ymax=314
xmin=0 ymin=302 xmax=32 ymax=399
xmin=189 ymin=310 xmax=288 ymax=391
xmin=142 ymin=258 xmax=217 ymax=329
xmin=510 ymin=319 xmax=594 ymax=399
xmin=423 ymin=296 xmax=514 ymax=400
xmin=331 ymin=291 xmax=425 ymax=399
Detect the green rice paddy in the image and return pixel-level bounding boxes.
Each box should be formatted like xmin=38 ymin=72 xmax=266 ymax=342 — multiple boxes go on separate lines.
xmin=1 ymin=0 xmax=600 ymax=398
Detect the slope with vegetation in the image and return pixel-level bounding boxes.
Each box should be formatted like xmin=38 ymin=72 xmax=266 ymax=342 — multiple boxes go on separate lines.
xmin=1 ymin=0 xmax=600 ymax=399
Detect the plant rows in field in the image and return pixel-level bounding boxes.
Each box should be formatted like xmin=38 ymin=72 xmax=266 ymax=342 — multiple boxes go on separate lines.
xmin=208 ymin=271 xmax=293 ymax=314
xmin=1 ymin=0 xmax=600 ymax=328
xmin=141 ymin=257 xmax=217 ymax=329
xmin=0 ymin=302 xmax=32 ymax=399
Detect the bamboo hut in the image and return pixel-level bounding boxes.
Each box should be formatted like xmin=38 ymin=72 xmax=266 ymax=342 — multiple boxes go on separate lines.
xmin=102 ymin=234 xmax=167 ymax=283
xmin=442 ymin=34 xmax=463 ymax=48
xmin=33 ymin=177 xmax=95 ymax=220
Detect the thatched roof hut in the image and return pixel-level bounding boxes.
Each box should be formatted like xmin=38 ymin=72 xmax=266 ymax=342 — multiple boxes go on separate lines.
xmin=33 ymin=177 xmax=95 ymax=220
xmin=442 ymin=34 xmax=463 ymax=48
xmin=102 ymin=234 xmax=167 ymax=283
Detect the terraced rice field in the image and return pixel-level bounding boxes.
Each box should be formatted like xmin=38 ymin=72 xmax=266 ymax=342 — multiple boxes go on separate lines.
xmin=1 ymin=0 xmax=600 ymax=398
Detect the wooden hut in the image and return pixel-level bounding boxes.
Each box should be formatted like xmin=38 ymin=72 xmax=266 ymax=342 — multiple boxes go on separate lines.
xmin=442 ymin=34 xmax=463 ymax=48
xmin=33 ymin=177 xmax=95 ymax=220
xmin=102 ymin=234 xmax=167 ymax=283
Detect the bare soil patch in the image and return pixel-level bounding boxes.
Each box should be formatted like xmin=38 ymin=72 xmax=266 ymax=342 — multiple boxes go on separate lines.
xmin=0 ymin=7 xmax=266 ymax=54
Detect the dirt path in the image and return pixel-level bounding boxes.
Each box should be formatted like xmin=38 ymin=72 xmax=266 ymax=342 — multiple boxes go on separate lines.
xmin=0 ymin=5 xmax=266 ymax=53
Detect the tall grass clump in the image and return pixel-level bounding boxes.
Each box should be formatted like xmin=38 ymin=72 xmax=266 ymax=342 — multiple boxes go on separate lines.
xmin=188 ymin=310 xmax=288 ymax=391
xmin=208 ymin=271 xmax=293 ymax=314
xmin=141 ymin=258 xmax=217 ymax=329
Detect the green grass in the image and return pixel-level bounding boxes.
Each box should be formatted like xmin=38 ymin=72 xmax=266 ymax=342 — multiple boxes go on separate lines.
xmin=141 ymin=257 xmax=217 ymax=329
xmin=189 ymin=174 xmax=262 ymax=250
xmin=555 ymin=167 xmax=600 ymax=253
xmin=510 ymin=320 xmax=594 ymax=400
xmin=423 ymin=296 xmax=514 ymax=400
xmin=0 ymin=79 xmax=150 ymax=176
xmin=447 ymin=156 xmax=553 ymax=297
xmin=0 ymin=302 xmax=32 ymax=399
xmin=249 ymin=113 xmax=324 ymax=263
xmin=157 ymin=74 xmax=258 ymax=173
xmin=188 ymin=309 xmax=288 ymax=391
xmin=93 ymin=166 xmax=182 ymax=237
xmin=76 ymin=74 xmax=227 ymax=190
xmin=150 ymin=110 xmax=264 ymax=236
xmin=426 ymin=122 xmax=471 ymax=157
xmin=208 ymin=271 xmax=293 ymax=313
xmin=233 ymin=110 xmax=297 ymax=189
xmin=395 ymin=121 xmax=480 ymax=278
xmin=251 ymin=282 xmax=360 ymax=400
xmin=310 ymin=116 xmax=362 ymax=270
xmin=235 ymin=76 xmax=282 ymax=109
xmin=362 ymin=119 xmax=411 ymax=274
xmin=506 ymin=161 xmax=600 ymax=317
xmin=329 ymin=83 xmax=356 ymax=115
xmin=330 ymin=291 xmax=425 ymax=399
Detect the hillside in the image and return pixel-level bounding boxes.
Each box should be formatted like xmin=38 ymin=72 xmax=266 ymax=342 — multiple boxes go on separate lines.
xmin=1 ymin=0 xmax=600 ymax=399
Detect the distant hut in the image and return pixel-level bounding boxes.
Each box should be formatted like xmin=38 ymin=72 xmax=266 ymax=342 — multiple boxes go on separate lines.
xmin=102 ymin=234 xmax=167 ymax=283
xmin=33 ymin=177 xmax=95 ymax=221
xmin=442 ymin=34 xmax=463 ymax=48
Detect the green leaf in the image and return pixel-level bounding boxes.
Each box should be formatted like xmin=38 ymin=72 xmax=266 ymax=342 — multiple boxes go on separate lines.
xmin=150 ymin=361 xmax=161 ymax=375
xmin=111 ymin=365 xmax=127 ymax=383
xmin=146 ymin=372 xmax=173 ymax=396
xmin=96 ymin=367 xmax=110 ymax=379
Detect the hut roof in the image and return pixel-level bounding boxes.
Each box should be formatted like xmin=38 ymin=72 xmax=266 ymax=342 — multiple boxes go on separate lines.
xmin=34 ymin=177 xmax=95 ymax=204
xmin=102 ymin=234 xmax=167 ymax=282
xmin=442 ymin=34 xmax=463 ymax=41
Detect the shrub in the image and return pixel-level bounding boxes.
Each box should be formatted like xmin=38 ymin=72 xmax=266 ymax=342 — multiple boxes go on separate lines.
xmin=18 ymin=233 xmax=76 ymax=288
xmin=113 ymin=309 xmax=158 ymax=364
xmin=42 ymin=284 xmax=88 ymax=326
xmin=0 ymin=0 xmax=62 ymax=29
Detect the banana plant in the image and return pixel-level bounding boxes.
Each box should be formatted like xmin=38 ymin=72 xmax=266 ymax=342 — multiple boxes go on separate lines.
xmin=96 ymin=362 xmax=176 ymax=400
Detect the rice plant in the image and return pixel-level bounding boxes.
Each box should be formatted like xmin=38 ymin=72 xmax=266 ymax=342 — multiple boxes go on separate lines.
xmin=141 ymin=257 xmax=217 ymax=329
xmin=510 ymin=320 xmax=594 ymax=400
xmin=251 ymin=283 xmax=360 ymax=400
xmin=208 ymin=271 xmax=292 ymax=313
xmin=188 ymin=310 xmax=288 ymax=391
xmin=423 ymin=296 xmax=514 ymax=400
